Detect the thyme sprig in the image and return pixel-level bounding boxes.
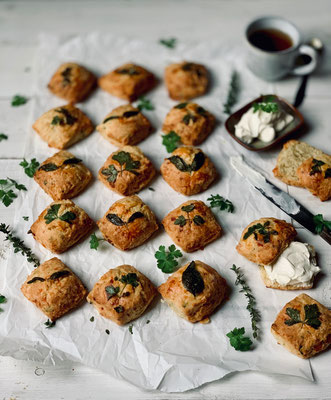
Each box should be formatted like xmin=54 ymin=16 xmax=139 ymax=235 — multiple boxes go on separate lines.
xmin=223 ymin=71 xmax=240 ymax=115
xmin=0 ymin=223 xmax=40 ymax=268
xmin=230 ymin=264 xmax=261 ymax=339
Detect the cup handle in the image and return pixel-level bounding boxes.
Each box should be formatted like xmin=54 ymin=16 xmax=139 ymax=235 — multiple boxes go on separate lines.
xmin=292 ymin=44 xmax=318 ymax=76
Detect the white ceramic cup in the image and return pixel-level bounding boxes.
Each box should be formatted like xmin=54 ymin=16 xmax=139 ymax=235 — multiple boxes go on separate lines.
xmin=245 ymin=16 xmax=318 ymax=81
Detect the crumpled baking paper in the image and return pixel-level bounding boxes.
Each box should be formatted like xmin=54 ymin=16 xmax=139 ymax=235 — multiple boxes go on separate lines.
xmin=1 ymin=32 xmax=329 ymax=393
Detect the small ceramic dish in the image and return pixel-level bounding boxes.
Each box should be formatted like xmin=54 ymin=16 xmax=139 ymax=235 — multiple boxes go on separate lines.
xmin=225 ymin=94 xmax=304 ymax=151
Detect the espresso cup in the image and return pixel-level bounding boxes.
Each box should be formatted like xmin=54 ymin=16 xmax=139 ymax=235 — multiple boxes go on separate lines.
xmin=245 ymin=16 xmax=318 ymax=81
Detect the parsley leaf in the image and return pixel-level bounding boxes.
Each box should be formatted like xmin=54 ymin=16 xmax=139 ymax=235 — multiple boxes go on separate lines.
xmin=89 ymin=233 xmax=106 ymax=250
xmin=0 ymin=133 xmax=8 ymax=142
xmin=252 ymin=96 xmax=279 ymax=113
xmin=44 ymin=204 xmax=76 ymax=225
xmin=22 ymin=216 xmax=29 ymax=221
xmin=155 ymin=244 xmax=183 ymax=273
xmin=207 ymin=194 xmax=234 ymax=213
xmin=44 ymin=319 xmax=56 ymax=328
xmin=159 ymin=38 xmax=177 ymax=49
xmin=0 ymin=178 xmax=27 ymax=207
xmin=20 ymin=158 xmax=40 ymax=178
xmin=243 ymin=221 xmax=278 ymax=243
xmin=137 ymin=96 xmax=154 ymax=111
xmin=285 ymin=304 xmax=321 ymax=329
xmin=226 ymin=327 xmax=253 ymax=351
xmin=313 ymin=214 xmax=331 ymax=234
xmin=106 ymin=151 xmax=140 ymax=181
xmin=105 ymin=285 xmax=120 ymax=300
xmin=90 ymin=316 xmax=94 ymax=322
xmin=119 ymin=273 xmax=139 ymax=288
xmin=11 ymin=95 xmax=28 ymax=107
xmin=223 ymin=71 xmax=240 ymax=115
xmin=162 ymin=131 xmax=182 ymax=153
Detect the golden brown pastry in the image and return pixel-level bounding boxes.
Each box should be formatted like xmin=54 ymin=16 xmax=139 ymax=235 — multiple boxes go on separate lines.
xmin=296 ymin=157 xmax=331 ymax=201
xmin=21 ymin=257 xmax=87 ymax=321
xmin=158 ymin=260 xmax=227 ymax=323
xmin=165 ymin=62 xmax=209 ymax=100
xmin=271 ymin=293 xmax=331 ymax=359
xmin=47 ymin=62 xmax=96 ymax=103
xmin=30 ymin=200 xmax=94 ymax=254
xmin=236 ymin=218 xmax=297 ymax=266
xmin=98 ymin=63 xmax=156 ymax=101
xmin=97 ymin=104 xmax=152 ymax=147
xmin=87 ymin=264 xmax=157 ymax=325
xmin=162 ymin=200 xmax=222 ymax=252
xmin=98 ymin=146 xmax=155 ymax=196
xmin=33 ymin=105 xmax=94 ymax=149
xmin=162 ymin=102 xmax=215 ymax=145
xmin=34 ymin=150 xmax=92 ymax=200
xmin=97 ymin=195 xmax=158 ymax=251
xmin=160 ymin=146 xmax=217 ymax=195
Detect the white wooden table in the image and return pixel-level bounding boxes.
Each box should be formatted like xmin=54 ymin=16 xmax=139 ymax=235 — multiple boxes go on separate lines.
xmin=0 ymin=1 xmax=330 ymax=398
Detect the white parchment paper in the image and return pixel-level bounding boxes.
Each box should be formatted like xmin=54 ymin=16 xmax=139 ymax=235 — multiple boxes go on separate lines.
xmin=1 ymin=33 xmax=330 ymax=392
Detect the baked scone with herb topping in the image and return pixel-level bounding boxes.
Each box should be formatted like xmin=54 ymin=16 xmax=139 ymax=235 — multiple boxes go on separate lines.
xmin=296 ymin=157 xmax=331 ymax=201
xmin=98 ymin=63 xmax=156 ymax=101
xmin=87 ymin=264 xmax=157 ymax=325
xmin=33 ymin=105 xmax=94 ymax=149
xmin=161 ymin=146 xmax=217 ymax=195
xmin=236 ymin=218 xmax=296 ymax=266
xmin=162 ymin=200 xmax=222 ymax=252
xmin=34 ymin=150 xmax=92 ymax=200
xmin=98 ymin=146 xmax=155 ymax=196
xmin=165 ymin=62 xmax=209 ymax=101
xmin=21 ymin=257 xmax=87 ymax=321
xmin=97 ymin=104 xmax=153 ymax=147
xmin=97 ymin=195 xmax=158 ymax=251
xmin=158 ymin=260 xmax=227 ymax=323
xmin=271 ymin=294 xmax=331 ymax=359
xmin=162 ymin=103 xmax=215 ymax=145
xmin=30 ymin=200 xmax=94 ymax=254
xmin=47 ymin=62 xmax=96 ymax=103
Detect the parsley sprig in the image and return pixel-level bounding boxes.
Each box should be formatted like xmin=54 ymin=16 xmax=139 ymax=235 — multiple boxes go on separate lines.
xmin=0 ymin=178 xmax=27 ymax=207
xmin=89 ymin=233 xmax=106 ymax=250
xmin=137 ymin=96 xmax=154 ymax=111
xmin=20 ymin=158 xmax=40 ymax=178
xmin=226 ymin=327 xmax=253 ymax=352
xmin=11 ymin=95 xmax=28 ymax=107
xmin=313 ymin=214 xmax=331 ymax=234
xmin=223 ymin=71 xmax=240 ymax=115
xmin=101 ymin=151 xmax=140 ymax=183
xmin=162 ymin=131 xmax=181 ymax=153
xmin=207 ymin=194 xmax=234 ymax=213
xmin=0 ymin=134 xmax=8 ymax=142
xmin=44 ymin=204 xmax=76 ymax=225
xmin=243 ymin=221 xmax=278 ymax=243
xmin=155 ymin=244 xmax=183 ymax=273
xmin=159 ymin=38 xmax=177 ymax=49
xmin=285 ymin=304 xmax=321 ymax=329
xmin=0 ymin=294 xmax=7 ymax=313
xmin=0 ymin=223 xmax=40 ymax=268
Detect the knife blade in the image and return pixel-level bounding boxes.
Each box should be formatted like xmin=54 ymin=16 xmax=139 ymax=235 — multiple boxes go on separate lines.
xmin=230 ymin=155 xmax=331 ymax=245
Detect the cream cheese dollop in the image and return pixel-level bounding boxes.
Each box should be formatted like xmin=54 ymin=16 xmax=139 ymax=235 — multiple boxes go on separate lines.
xmin=235 ymin=107 xmax=294 ymax=144
xmin=264 ymin=242 xmax=320 ymax=287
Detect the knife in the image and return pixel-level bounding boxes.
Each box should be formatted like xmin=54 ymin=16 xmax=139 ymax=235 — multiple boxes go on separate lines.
xmin=230 ymin=156 xmax=331 ymax=245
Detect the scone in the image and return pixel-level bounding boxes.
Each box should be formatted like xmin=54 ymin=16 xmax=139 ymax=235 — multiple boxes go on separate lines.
xmin=162 ymin=200 xmax=222 ymax=252
xmin=160 ymin=146 xmax=217 ymax=195
xmin=165 ymin=62 xmax=209 ymax=100
xmin=21 ymin=257 xmax=87 ymax=321
xmin=97 ymin=195 xmax=158 ymax=251
xmin=87 ymin=264 xmax=157 ymax=325
xmin=296 ymin=157 xmax=331 ymax=201
xmin=47 ymin=62 xmax=96 ymax=103
xmin=97 ymin=104 xmax=153 ymax=147
xmin=34 ymin=150 xmax=92 ymax=200
xmin=33 ymin=105 xmax=94 ymax=149
xmin=158 ymin=260 xmax=227 ymax=323
xmin=162 ymin=102 xmax=215 ymax=145
xmin=98 ymin=63 xmax=156 ymax=101
xmin=271 ymin=294 xmax=331 ymax=359
xmin=30 ymin=200 xmax=94 ymax=254
xmin=236 ymin=218 xmax=297 ymax=266
xmin=98 ymin=146 xmax=155 ymax=196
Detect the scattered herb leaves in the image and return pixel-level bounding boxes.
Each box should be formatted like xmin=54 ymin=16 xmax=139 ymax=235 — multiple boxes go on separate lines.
xmin=182 ymin=261 xmax=204 ymax=296
xmin=159 ymin=38 xmax=177 ymax=49
xmin=90 ymin=316 xmax=94 ymax=322
xmin=0 ymin=294 xmax=7 ymax=313
xmin=11 ymin=95 xmax=28 ymax=107
xmin=174 ymin=204 xmax=205 ymax=227
xmin=0 ymin=134 xmax=8 ymax=142
xmin=208 ymin=194 xmax=234 ymax=213
xmin=226 ymin=327 xmax=253 ymax=351
xmin=22 ymin=216 xmax=29 ymax=221
xmin=105 ymin=329 xmax=110 ymax=335
xmin=0 ymin=178 xmax=27 ymax=207
xmin=20 ymin=158 xmax=40 ymax=178
xmin=243 ymin=221 xmax=278 ymax=243
xmin=162 ymin=131 xmax=182 ymax=153
xmin=148 ymin=187 xmax=155 ymax=191
xmin=223 ymin=71 xmax=240 ymax=115
xmin=174 ymin=215 xmax=186 ymax=227
xmin=146 ymin=320 xmax=150 ymax=324
xmin=44 ymin=319 xmax=56 ymax=329
xmin=101 ymin=164 xmax=118 ymax=183
xmin=137 ymin=96 xmax=154 ymax=111
xmin=119 ymin=273 xmax=139 ymax=289
xmin=313 ymin=214 xmax=331 ymax=234
xmin=285 ymin=304 xmax=321 ymax=329
xmin=155 ymin=244 xmax=183 ymax=273
xmin=89 ymin=233 xmax=106 ymax=250
xmin=44 ymin=204 xmax=76 ymax=225
xmin=51 ymin=115 xmax=64 ymax=126
xmin=129 ymin=324 xmax=134 ymax=334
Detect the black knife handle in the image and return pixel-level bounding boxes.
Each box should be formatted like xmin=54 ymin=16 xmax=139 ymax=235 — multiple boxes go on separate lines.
xmin=294 ymin=74 xmax=309 ymax=108
xmin=320 ymin=228 xmax=331 ymax=246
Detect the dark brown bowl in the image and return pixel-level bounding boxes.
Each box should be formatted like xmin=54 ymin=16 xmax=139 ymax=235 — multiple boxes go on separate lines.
xmin=225 ymin=94 xmax=304 ymax=151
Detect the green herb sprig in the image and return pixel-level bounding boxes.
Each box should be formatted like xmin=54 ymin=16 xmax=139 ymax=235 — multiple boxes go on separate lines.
xmin=313 ymin=214 xmax=331 ymax=234
xmin=0 ymin=223 xmax=40 ymax=268
xmin=0 ymin=294 xmax=7 ymax=313
xmin=162 ymin=131 xmax=181 ymax=153
xmin=0 ymin=134 xmax=8 ymax=142
xmin=20 ymin=158 xmax=40 ymax=178
xmin=285 ymin=304 xmax=321 ymax=329
xmin=155 ymin=244 xmax=183 ymax=273
xmin=223 ymin=71 xmax=240 ymax=115
xmin=226 ymin=327 xmax=253 ymax=351
xmin=159 ymin=38 xmax=177 ymax=49
xmin=207 ymin=194 xmax=234 ymax=213
xmin=243 ymin=221 xmax=278 ymax=243
xmin=252 ymin=96 xmax=279 ymax=113
xmin=0 ymin=178 xmax=27 ymax=207
xmin=137 ymin=96 xmax=154 ymax=111
xmin=44 ymin=204 xmax=76 ymax=225
xmin=101 ymin=151 xmax=140 ymax=183
xmin=89 ymin=233 xmax=107 ymax=250
xmin=11 ymin=95 xmax=28 ymax=107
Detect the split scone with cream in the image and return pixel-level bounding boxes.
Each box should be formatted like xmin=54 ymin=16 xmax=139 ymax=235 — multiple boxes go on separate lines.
xmin=98 ymin=146 xmax=155 ymax=196
xmin=21 ymin=257 xmax=87 ymax=321
xmin=33 ymin=105 xmax=94 ymax=149
xmin=47 ymin=62 xmax=96 ymax=103
xmin=97 ymin=195 xmax=158 ymax=251
xmin=87 ymin=264 xmax=157 ymax=325
xmin=162 ymin=102 xmax=215 ymax=145
xmin=97 ymin=104 xmax=153 ymax=147
xmin=162 ymin=200 xmax=222 ymax=252
xmin=273 ymin=140 xmax=331 ymax=201
xmin=236 ymin=218 xmax=320 ymax=290
xmin=165 ymin=62 xmax=209 ymax=101
xmin=160 ymin=146 xmax=217 ymax=195
xmin=34 ymin=150 xmax=92 ymax=200
xmin=30 ymin=200 xmax=94 ymax=254
xmin=98 ymin=63 xmax=156 ymax=101
xmin=271 ymin=294 xmax=331 ymax=359
xmin=158 ymin=260 xmax=227 ymax=323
